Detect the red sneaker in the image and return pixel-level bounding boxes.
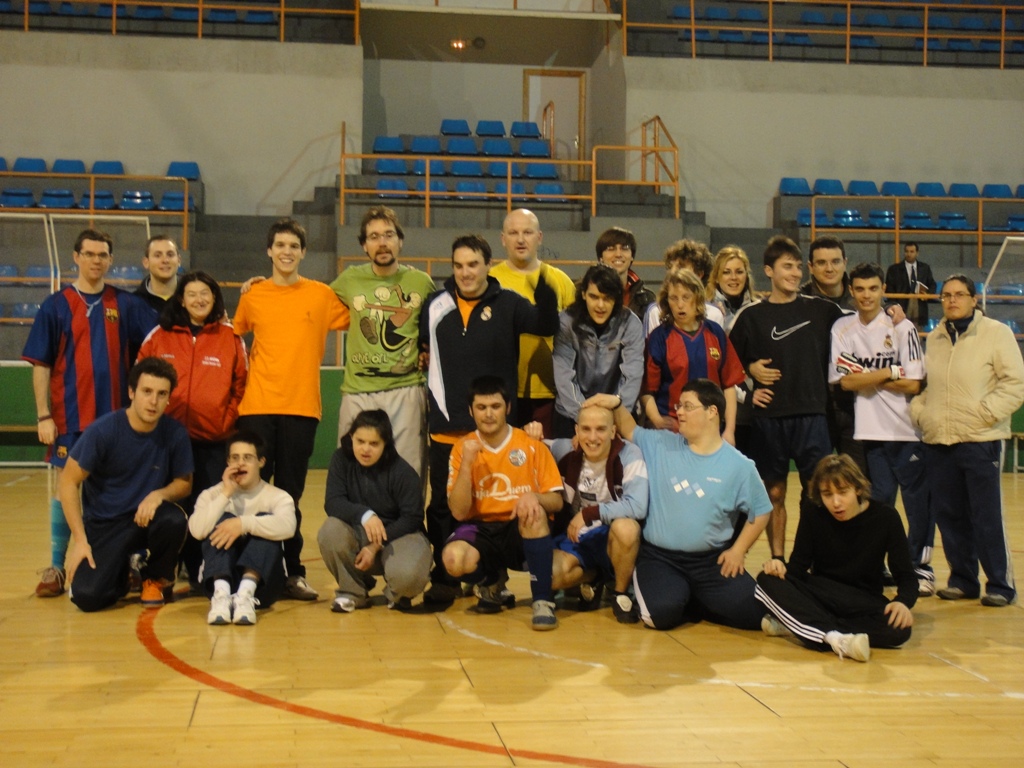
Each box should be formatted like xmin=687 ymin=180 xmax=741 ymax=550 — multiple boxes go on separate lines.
xmin=35 ymin=566 xmax=67 ymax=598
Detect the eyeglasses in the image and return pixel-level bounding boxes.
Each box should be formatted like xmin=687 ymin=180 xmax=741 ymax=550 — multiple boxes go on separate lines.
xmin=677 ymin=402 xmax=708 ymax=413
xmin=940 ymin=292 xmax=972 ymax=302
xmin=365 ymin=231 xmax=398 ymax=243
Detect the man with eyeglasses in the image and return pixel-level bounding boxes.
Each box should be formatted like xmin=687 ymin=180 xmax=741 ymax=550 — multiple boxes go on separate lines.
xmin=22 ymin=228 xmax=157 ymax=599
xmin=329 ymin=207 xmax=436 ymax=478
xmin=910 ymin=275 xmax=1024 ymax=608
xmin=585 ymin=379 xmax=771 ymax=631
xmin=595 ymin=226 xmax=655 ymax=320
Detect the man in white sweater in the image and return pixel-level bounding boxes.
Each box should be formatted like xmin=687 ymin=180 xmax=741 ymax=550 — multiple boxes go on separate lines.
xmin=189 ymin=431 xmax=296 ymax=625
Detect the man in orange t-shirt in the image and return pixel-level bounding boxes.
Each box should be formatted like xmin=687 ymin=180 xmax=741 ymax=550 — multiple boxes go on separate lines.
xmin=233 ymin=218 xmax=350 ymax=600
xmin=443 ymin=376 xmax=563 ymax=630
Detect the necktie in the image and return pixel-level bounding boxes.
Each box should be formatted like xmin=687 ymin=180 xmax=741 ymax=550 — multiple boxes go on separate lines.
xmin=908 ymin=265 xmax=919 ymax=323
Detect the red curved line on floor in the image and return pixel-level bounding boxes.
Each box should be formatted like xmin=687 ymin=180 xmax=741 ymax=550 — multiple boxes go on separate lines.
xmin=136 ymin=609 xmax=649 ymax=768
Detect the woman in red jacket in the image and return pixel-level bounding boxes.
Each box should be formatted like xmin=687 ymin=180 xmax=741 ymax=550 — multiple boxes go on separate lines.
xmin=138 ymin=271 xmax=248 ymax=591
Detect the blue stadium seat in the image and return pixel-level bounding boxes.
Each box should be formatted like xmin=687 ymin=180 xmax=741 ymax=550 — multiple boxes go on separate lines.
xmin=12 ymin=303 xmax=41 ymax=319
xmin=735 ymin=8 xmax=766 ymax=23
xmin=779 ymin=177 xmax=812 ymax=196
xmin=38 ymin=189 xmax=77 ymax=208
xmin=850 ymin=35 xmax=881 ymax=48
xmin=518 ymin=139 xmax=551 ymax=158
xmin=455 ymin=180 xmax=487 ymax=200
xmin=668 ymin=4 xmax=692 ymax=20
xmin=832 ymin=209 xmax=867 ymax=227
xmin=915 ymin=181 xmax=946 ymax=197
xmin=495 ymin=181 xmax=527 ymax=200
xmin=796 ymin=208 xmax=831 ymax=227
xmin=25 ymin=265 xmax=55 ymax=279
xmin=0 ymin=265 xmax=17 ymax=278
xmin=158 ymin=191 xmax=195 ymax=211
xmin=914 ymin=38 xmax=942 ymax=52
xmin=111 ymin=265 xmax=146 ymax=281
xmin=375 ymin=158 xmax=407 ymax=175
xmin=1002 ymin=319 xmax=1022 ymax=336
xmin=132 ymin=6 xmax=166 ymax=20
xmin=450 ymin=160 xmax=483 ymax=177
xmin=120 ymin=190 xmax=155 ymax=210
xmin=996 ymin=282 xmax=1024 ymax=295
xmin=881 ymin=180 xmax=913 ymax=197
xmin=868 ymin=209 xmax=896 ymax=228
xmin=0 ymin=189 xmax=36 ymax=207
xmin=533 ymin=182 xmax=566 ymax=202
xmin=524 ymin=163 xmax=559 ymax=180
xmin=58 ymin=3 xmax=92 ymax=16
xmin=847 ymin=180 xmax=880 ymax=196
xmin=410 ymin=136 xmax=442 ymax=155
xmin=1017 ymin=184 xmax=1024 ymax=199
xmin=96 ymin=3 xmax=128 ymax=17
xmin=510 ymin=121 xmax=542 ymax=139
xmin=29 ymin=2 xmax=52 ymax=14
xmin=718 ymin=31 xmax=746 ymax=43
xmin=52 ymin=159 xmax=86 ymax=174
xmin=415 ymin=179 xmax=449 ymax=199
xmin=0 ymin=158 xmax=5 ymax=171
xmin=783 ymin=33 xmax=813 ymax=46
xmin=938 ymin=211 xmax=971 ymax=230
xmin=92 ymin=160 xmax=124 ymax=175
xmin=80 ymin=190 xmax=117 ymax=209
xmin=749 ymin=32 xmax=780 ymax=45
xmin=243 ymin=11 xmax=276 ymax=24
xmin=947 ymin=183 xmax=980 ymax=197
xmin=681 ymin=29 xmax=714 ymax=42
xmin=375 ymin=179 xmax=409 ymax=199
xmin=923 ymin=318 xmax=940 ymax=333
xmin=929 ymin=15 xmax=954 ymax=31
xmin=813 ymin=178 xmax=845 ymax=196
xmin=206 ymin=9 xmax=237 ymax=22
xmin=372 ymin=136 xmax=404 ymax=154
xmin=440 ymin=119 xmax=471 ymax=136
xmin=946 ymin=39 xmax=975 ymax=52
xmin=958 ymin=16 xmax=987 ymax=31
xmin=475 ymin=120 xmax=506 ymax=137
xmin=482 ymin=138 xmax=514 ymax=157
xmin=169 ymin=8 xmax=198 ymax=21
xmin=446 ymin=137 xmax=478 ymax=155
xmin=830 ymin=12 xmax=858 ymax=26
xmin=411 ymin=159 xmax=445 ymax=176
xmin=166 ymin=161 xmax=201 ymax=179
xmin=982 ymin=184 xmax=1013 ymax=198
xmin=487 ymin=161 xmax=521 ymax=178
xmin=800 ymin=11 xmax=827 ymax=25
xmin=13 ymin=157 xmax=47 ymax=173
xmin=902 ymin=211 xmax=935 ymax=229
xmin=1008 ymin=214 xmax=1024 ymax=231
xmin=862 ymin=12 xmax=892 ymax=27
xmin=978 ymin=40 xmax=1001 ymax=53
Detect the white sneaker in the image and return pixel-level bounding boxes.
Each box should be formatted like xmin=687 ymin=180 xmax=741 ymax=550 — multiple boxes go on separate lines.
xmin=761 ymin=614 xmax=791 ymax=637
xmin=231 ymin=592 xmax=259 ymax=625
xmin=331 ymin=594 xmax=369 ymax=613
xmin=207 ymin=592 xmax=232 ymax=625
xmin=918 ymin=578 xmax=936 ymax=597
xmin=826 ymin=631 xmax=870 ymax=662
xmin=531 ymin=600 xmax=558 ymax=631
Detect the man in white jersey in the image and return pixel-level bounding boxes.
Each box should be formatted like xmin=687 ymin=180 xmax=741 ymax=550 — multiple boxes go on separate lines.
xmin=829 ymin=262 xmax=934 ymax=596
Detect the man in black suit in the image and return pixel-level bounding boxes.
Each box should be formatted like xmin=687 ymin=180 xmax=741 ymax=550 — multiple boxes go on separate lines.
xmin=885 ymin=242 xmax=936 ymax=328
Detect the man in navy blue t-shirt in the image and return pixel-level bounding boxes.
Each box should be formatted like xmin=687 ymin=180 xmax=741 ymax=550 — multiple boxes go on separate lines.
xmin=58 ymin=357 xmax=193 ymax=612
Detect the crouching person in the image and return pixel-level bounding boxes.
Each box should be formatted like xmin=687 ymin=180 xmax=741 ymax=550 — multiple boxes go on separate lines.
xmin=318 ymin=410 xmax=431 ymax=613
xmin=189 ymin=431 xmax=296 ymax=625
xmin=755 ymin=454 xmax=916 ymax=663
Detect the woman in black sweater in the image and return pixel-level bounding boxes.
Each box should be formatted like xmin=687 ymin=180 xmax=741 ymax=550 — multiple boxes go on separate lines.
xmin=754 ymin=454 xmax=916 ymax=662
xmin=317 ymin=410 xmax=431 ymax=612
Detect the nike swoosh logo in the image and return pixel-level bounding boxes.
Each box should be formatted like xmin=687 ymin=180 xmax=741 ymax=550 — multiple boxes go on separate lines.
xmin=770 ymin=321 xmax=812 ymax=341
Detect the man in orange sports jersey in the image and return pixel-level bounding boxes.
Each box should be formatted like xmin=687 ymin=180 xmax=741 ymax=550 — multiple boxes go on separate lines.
xmin=233 ymin=218 xmax=350 ymax=601
xmin=443 ymin=376 xmax=564 ymax=630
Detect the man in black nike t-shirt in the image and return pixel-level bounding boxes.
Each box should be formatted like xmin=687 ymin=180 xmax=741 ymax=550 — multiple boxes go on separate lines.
xmin=728 ymin=236 xmax=844 ymax=560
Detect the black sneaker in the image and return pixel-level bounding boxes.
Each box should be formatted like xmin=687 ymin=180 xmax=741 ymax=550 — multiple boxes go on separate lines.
xmin=577 ymin=581 xmax=604 ymax=612
xmin=611 ymin=592 xmax=639 ymax=624
xmin=423 ymin=582 xmax=462 ymax=605
xmin=471 ymin=572 xmax=515 ymax=613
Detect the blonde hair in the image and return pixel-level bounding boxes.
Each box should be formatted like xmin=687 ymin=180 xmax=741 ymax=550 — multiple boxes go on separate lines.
xmin=657 ymin=268 xmax=707 ymax=327
xmin=708 ymin=246 xmax=755 ymax=303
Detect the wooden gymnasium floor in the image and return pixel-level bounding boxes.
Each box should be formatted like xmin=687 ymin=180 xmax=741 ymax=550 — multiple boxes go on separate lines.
xmin=2 ymin=466 xmax=1023 ymax=768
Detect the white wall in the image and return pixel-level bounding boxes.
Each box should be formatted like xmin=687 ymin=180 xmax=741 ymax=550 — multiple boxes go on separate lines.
xmin=623 ymin=57 xmax=1024 ymax=228
xmin=0 ymin=31 xmax=363 ymax=216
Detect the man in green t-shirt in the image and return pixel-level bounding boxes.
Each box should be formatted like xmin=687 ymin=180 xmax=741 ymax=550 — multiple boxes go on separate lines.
xmin=330 ymin=207 xmax=436 ymax=478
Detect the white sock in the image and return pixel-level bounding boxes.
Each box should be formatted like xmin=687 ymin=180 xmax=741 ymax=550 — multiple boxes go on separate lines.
xmin=238 ymin=577 xmax=257 ymax=598
xmin=213 ymin=579 xmax=231 ymax=597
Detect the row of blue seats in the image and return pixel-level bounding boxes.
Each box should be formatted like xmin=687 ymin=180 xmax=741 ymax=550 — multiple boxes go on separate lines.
xmin=375 ymin=178 xmax=567 ymax=203
xmin=372 ymin=136 xmax=551 ymax=160
xmin=921 ymin=316 xmax=1023 ymax=334
xmin=0 ymin=188 xmax=194 ymax=210
xmin=1 ymin=157 xmax=200 ymax=179
xmin=782 ymin=178 xmax=1024 ymax=198
xmin=669 ymin=4 xmax=1024 ymax=25
xmin=0 ymin=264 xmax=177 ymax=279
xmin=438 ymin=119 xmax=541 ymax=139
xmin=374 ymin=158 xmax=559 ymax=181
xmin=0 ymin=303 xmax=42 ymax=320
xmin=0 ymin=2 xmax=278 ymax=23
xmin=681 ymin=29 xmax=1024 ymax=50
xmin=798 ymin=208 xmax=1024 ymax=230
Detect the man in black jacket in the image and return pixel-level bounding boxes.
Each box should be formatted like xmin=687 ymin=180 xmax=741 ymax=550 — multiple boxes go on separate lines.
xmin=884 ymin=242 xmax=936 ymax=328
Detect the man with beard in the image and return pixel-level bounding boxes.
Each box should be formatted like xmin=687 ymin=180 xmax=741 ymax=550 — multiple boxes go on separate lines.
xmin=330 ymin=207 xmax=436 ymax=478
